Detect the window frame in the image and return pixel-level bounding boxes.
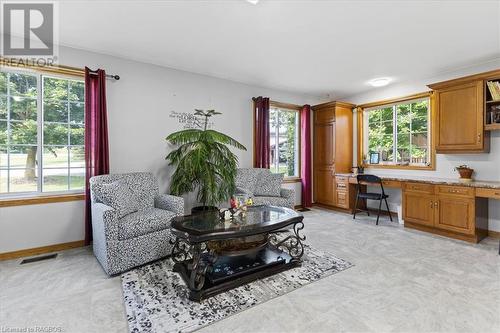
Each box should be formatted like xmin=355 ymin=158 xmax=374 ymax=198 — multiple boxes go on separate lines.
xmin=253 ymin=100 xmax=302 ymax=182
xmin=357 ymin=92 xmax=435 ymax=171
xmin=0 ymin=66 xmax=85 ymax=199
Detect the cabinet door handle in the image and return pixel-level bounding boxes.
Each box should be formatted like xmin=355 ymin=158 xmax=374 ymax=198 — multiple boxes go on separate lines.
xmin=435 ymin=201 xmax=438 ymax=209
xmin=477 ymin=133 xmax=481 ymax=143
xmin=430 ymin=201 xmax=434 ymax=208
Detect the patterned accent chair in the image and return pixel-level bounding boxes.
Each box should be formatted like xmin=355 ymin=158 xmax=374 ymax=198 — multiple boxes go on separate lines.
xmin=90 ymin=172 xmax=184 ymax=275
xmin=235 ymin=168 xmax=295 ymax=209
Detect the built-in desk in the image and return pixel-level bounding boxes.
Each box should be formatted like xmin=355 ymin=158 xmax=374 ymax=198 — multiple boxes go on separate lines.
xmin=333 ymin=173 xmax=500 ymax=243
xmin=341 ymin=173 xmax=500 ymax=191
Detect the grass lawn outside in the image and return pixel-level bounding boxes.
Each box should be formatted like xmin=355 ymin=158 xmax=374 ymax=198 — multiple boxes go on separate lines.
xmin=1 ymin=148 xmax=84 ymax=193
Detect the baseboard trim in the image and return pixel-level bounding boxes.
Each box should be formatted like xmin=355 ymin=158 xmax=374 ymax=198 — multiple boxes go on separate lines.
xmin=405 ymin=222 xmax=481 ymax=243
xmin=313 ymin=203 xmax=350 ymax=213
xmin=487 ymin=229 xmax=500 ymax=239
xmin=0 ymin=240 xmax=86 ymax=261
xmin=313 ymin=203 xmax=397 ymax=217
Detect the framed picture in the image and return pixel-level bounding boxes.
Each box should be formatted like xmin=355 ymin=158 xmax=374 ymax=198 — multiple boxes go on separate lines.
xmin=370 ymin=152 xmax=380 ymax=164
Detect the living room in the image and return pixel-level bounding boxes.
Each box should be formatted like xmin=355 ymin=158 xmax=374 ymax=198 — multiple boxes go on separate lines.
xmin=0 ymin=1 xmax=499 ymax=332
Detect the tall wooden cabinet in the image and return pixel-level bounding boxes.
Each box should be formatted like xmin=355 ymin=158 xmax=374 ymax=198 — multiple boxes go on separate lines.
xmin=313 ymin=101 xmax=354 ymax=207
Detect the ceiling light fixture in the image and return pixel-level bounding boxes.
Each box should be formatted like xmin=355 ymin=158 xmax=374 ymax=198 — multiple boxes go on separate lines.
xmin=246 ymin=0 xmax=259 ymax=4
xmin=368 ymin=77 xmax=391 ymax=87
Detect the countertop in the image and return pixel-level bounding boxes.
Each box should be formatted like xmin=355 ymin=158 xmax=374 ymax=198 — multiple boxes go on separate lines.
xmin=335 ymin=173 xmax=500 ymax=190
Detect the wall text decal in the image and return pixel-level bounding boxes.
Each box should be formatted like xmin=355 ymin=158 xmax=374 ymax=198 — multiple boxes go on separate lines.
xmin=169 ymin=111 xmax=214 ymax=129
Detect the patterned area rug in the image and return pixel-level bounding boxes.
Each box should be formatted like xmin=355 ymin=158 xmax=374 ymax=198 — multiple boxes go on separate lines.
xmin=121 ymin=245 xmax=353 ymax=333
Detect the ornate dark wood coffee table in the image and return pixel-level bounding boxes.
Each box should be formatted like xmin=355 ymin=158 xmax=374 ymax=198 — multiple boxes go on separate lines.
xmin=169 ymin=205 xmax=305 ymax=301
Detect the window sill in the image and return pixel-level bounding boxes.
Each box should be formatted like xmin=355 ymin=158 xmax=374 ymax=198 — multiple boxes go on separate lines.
xmin=283 ymin=177 xmax=302 ymax=183
xmin=363 ymin=163 xmax=435 ymax=171
xmin=0 ymin=193 xmax=85 ymax=208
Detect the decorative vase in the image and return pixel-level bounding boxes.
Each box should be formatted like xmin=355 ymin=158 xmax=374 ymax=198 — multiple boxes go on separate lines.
xmin=455 ymin=165 xmax=474 ymax=182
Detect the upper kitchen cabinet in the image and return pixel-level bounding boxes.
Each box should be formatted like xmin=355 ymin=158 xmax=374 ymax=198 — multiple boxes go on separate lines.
xmin=428 ymin=69 xmax=500 ymax=153
xmin=429 ymin=79 xmax=487 ymax=153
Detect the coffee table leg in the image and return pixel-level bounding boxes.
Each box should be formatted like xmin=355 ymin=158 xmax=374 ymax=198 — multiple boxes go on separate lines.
xmin=269 ymin=221 xmax=306 ymax=260
xmin=170 ymin=237 xmax=192 ymax=263
xmin=188 ymin=243 xmax=218 ymax=291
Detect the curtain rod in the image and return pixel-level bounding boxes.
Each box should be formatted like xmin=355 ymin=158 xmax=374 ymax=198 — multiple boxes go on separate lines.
xmin=87 ymin=70 xmax=120 ymax=80
xmin=0 ymin=57 xmax=120 ymax=80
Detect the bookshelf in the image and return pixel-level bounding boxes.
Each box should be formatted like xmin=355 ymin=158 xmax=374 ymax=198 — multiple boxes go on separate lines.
xmin=484 ymin=77 xmax=500 ymax=131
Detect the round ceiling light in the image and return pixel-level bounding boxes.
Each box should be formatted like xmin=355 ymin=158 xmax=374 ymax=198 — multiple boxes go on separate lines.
xmin=369 ymin=78 xmax=391 ymax=87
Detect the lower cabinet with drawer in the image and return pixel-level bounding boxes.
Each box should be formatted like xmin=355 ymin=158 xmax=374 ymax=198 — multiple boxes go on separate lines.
xmin=334 ymin=176 xmax=353 ymax=210
xmin=403 ymin=182 xmax=488 ymax=243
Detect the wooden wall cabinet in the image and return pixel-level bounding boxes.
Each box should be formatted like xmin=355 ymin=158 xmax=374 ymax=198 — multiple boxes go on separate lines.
xmin=402 ymin=183 xmax=488 ymax=243
xmin=432 ymin=81 xmax=487 ymax=152
xmin=427 ymin=70 xmax=500 ymax=153
xmin=313 ymin=101 xmax=354 ymax=207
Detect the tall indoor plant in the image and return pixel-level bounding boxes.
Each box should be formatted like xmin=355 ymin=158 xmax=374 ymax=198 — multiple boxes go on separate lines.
xmin=166 ymin=109 xmax=246 ymax=212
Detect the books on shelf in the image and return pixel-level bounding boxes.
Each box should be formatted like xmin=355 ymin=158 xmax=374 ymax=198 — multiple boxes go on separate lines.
xmin=486 ymin=80 xmax=500 ymax=101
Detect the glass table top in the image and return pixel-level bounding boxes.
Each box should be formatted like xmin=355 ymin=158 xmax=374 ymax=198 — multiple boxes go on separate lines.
xmin=171 ymin=205 xmax=301 ymax=237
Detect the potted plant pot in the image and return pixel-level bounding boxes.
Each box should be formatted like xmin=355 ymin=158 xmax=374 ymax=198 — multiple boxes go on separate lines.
xmin=455 ymin=165 xmax=474 ymax=182
xmin=191 ymin=206 xmax=219 ymax=214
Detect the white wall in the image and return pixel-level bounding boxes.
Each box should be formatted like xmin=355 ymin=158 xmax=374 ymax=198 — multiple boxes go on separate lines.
xmin=0 ymin=45 xmax=321 ymax=253
xmin=345 ymin=59 xmax=500 ymax=231
xmin=0 ymin=201 xmax=85 ymax=253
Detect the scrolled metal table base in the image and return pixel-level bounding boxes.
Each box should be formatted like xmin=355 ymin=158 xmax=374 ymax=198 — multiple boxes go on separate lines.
xmin=268 ymin=221 xmax=306 ymax=261
xmin=170 ymin=238 xmax=217 ymax=291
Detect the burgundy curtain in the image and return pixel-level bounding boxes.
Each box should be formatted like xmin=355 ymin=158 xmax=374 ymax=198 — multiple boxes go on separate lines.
xmin=253 ymin=96 xmax=270 ymax=168
xmin=84 ymin=67 xmax=110 ymax=245
xmin=300 ymin=104 xmax=312 ymax=207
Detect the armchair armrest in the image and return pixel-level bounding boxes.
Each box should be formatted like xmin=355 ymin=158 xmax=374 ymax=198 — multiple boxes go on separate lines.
xmin=280 ymin=188 xmax=294 ymax=199
xmin=155 ymin=194 xmax=184 ymax=216
xmin=91 ymin=202 xmax=119 ymax=241
xmin=280 ymin=188 xmax=296 ymax=209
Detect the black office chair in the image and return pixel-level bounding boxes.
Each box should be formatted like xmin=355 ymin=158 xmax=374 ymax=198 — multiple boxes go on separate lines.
xmin=353 ymin=174 xmax=392 ymax=225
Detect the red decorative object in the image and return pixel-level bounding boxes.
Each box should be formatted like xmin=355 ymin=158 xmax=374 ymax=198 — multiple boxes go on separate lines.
xmin=455 ymin=165 xmax=474 ymax=179
xmin=230 ymin=197 xmax=238 ymax=209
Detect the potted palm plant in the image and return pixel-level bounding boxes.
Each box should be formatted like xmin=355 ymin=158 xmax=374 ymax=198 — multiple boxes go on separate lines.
xmin=166 ymin=109 xmax=246 ymax=213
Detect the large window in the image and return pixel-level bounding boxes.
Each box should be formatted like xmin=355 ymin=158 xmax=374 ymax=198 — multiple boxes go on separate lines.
xmin=361 ymin=95 xmax=431 ymax=168
xmin=0 ymin=68 xmax=85 ymax=196
xmin=269 ymin=104 xmax=300 ymax=178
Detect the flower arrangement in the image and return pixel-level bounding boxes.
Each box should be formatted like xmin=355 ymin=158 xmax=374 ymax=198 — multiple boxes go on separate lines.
xmin=220 ymin=196 xmax=253 ymax=220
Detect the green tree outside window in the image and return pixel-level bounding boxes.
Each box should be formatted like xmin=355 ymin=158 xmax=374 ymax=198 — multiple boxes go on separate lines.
xmin=366 ymin=99 xmax=429 ymax=166
xmin=0 ymin=70 xmax=85 ymax=194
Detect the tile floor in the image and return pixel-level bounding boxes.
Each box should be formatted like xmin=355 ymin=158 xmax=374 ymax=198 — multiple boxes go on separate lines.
xmin=1 ymin=208 xmax=499 ymax=333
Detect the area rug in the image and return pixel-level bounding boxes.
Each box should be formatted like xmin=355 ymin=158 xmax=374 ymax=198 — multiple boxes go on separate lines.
xmin=121 ymin=245 xmax=353 ymax=333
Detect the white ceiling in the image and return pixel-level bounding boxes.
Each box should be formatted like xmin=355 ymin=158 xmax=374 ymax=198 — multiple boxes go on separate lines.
xmin=58 ymin=0 xmax=500 ymax=98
